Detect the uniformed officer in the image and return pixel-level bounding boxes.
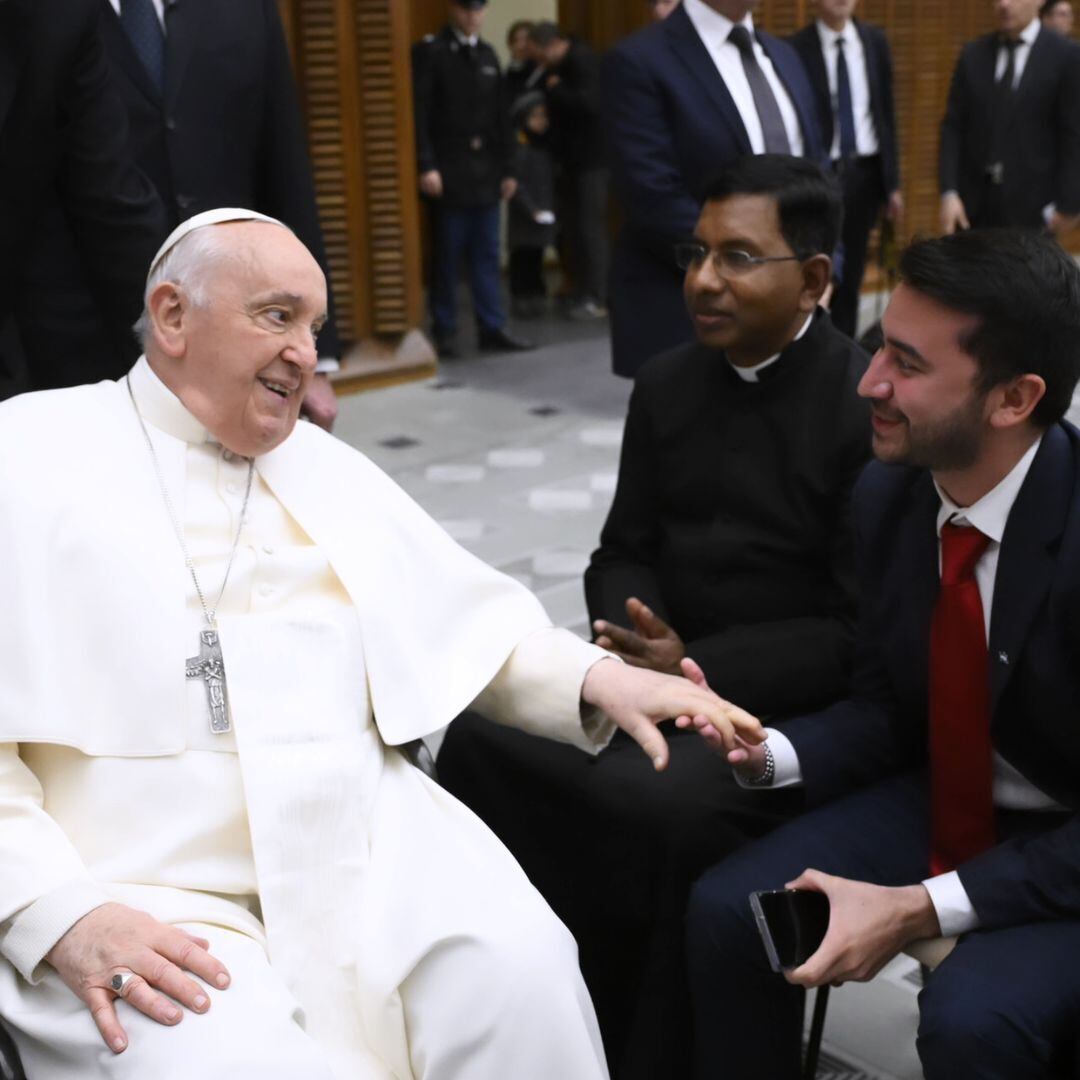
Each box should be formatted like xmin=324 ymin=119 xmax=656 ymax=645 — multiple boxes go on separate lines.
xmin=412 ymin=0 xmax=535 ymax=358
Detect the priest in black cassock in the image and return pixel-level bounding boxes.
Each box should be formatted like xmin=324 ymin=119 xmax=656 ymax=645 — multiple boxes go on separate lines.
xmin=437 ymin=155 xmax=871 ymax=1080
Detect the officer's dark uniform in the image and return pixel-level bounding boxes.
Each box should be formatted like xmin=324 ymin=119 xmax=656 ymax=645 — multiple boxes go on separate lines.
xmin=412 ymin=23 xmax=515 ymax=352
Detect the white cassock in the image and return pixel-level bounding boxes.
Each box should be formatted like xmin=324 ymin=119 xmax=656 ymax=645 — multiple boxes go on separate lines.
xmin=0 ymin=359 xmax=615 ymax=1079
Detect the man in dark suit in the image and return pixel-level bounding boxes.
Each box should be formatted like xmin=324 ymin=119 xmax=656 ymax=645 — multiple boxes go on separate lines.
xmin=0 ymin=0 xmax=166 ymax=397
xmin=602 ymin=0 xmax=824 ymax=378
xmin=940 ymin=0 xmax=1080 ymax=235
xmin=97 ymin=0 xmax=340 ymax=427
xmin=438 ymin=156 xmax=870 ymax=1079
xmin=687 ymin=227 xmax=1080 ymax=1079
xmin=412 ymin=0 xmax=532 ymax=358
xmin=790 ymin=0 xmax=901 ymax=338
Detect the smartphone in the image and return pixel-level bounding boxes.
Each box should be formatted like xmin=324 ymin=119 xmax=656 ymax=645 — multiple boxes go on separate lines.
xmin=748 ymin=889 xmax=830 ymax=973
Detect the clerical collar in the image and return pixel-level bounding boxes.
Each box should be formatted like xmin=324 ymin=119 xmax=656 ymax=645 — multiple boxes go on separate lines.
xmin=128 ymin=355 xmax=212 ymax=445
xmin=728 ymin=311 xmax=814 ymax=383
xmin=934 ymin=435 xmax=1042 ymax=543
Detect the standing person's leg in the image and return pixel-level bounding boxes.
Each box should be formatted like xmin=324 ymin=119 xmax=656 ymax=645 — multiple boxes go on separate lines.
xmin=466 ymin=203 xmax=508 ymax=337
xmin=576 ymin=168 xmax=610 ymax=310
xmin=916 ymin=920 xmax=1080 ymax=1079
xmin=686 ymin=772 xmax=930 ymax=1080
xmin=830 ymin=159 xmax=884 ymax=338
xmin=430 ymin=205 xmax=470 ymax=349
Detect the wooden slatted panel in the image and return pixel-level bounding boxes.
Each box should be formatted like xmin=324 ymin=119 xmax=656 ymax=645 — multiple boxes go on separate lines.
xmin=354 ymin=0 xmax=414 ymax=335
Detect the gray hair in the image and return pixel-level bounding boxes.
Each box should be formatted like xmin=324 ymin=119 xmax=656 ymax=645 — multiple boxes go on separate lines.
xmin=132 ymin=225 xmax=234 ymax=350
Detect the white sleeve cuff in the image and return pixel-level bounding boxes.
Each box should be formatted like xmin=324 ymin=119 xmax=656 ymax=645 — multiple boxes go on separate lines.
xmin=921 ymin=871 xmax=981 ymax=938
xmin=315 ymin=358 xmax=340 ymax=374
xmin=733 ymin=728 xmax=803 ymax=789
xmin=1 ymin=879 xmax=112 ymax=983
xmin=1043 ymin=203 xmax=1057 ymax=226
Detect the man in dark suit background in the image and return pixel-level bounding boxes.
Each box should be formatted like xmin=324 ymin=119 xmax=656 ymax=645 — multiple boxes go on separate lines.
xmin=940 ymin=0 xmax=1080 ymax=235
xmin=437 ymin=156 xmax=870 ymax=1079
xmin=97 ymin=0 xmax=340 ymax=427
xmin=0 ymin=0 xmax=166 ymax=398
xmin=790 ymin=0 xmax=901 ymax=338
xmin=602 ymin=0 xmax=825 ymax=378
xmin=687 ymin=227 xmax=1080 ymax=1079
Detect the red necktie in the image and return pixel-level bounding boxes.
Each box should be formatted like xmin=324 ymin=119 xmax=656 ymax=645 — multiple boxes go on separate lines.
xmin=929 ymin=522 xmax=996 ymax=876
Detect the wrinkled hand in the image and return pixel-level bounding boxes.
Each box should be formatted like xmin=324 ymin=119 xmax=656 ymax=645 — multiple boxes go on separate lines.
xmin=593 ymin=597 xmax=686 ymax=675
xmin=45 ymin=902 xmax=230 ymax=1054
xmin=300 ymin=372 xmax=338 ymax=432
xmin=419 ymin=170 xmax=443 ymax=198
xmin=673 ymin=657 xmax=770 ymax=780
xmin=782 ymin=870 xmax=940 ymax=989
xmin=582 ymin=656 xmax=765 ymax=772
xmin=500 ymin=177 xmax=518 ymax=201
xmin=886 ymin=189 xmax=904 ymax=225
xmin=940 ymin=192 xmax=969 ymax=234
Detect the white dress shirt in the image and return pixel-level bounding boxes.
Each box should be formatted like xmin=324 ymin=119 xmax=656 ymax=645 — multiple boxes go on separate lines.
xmin=749 ymin=436 xmax=1066 ymax=936
xmin=814 ymin=19 xmax=879 ymax=160
xmin=682 ymin=0 xmax=804 ymax=157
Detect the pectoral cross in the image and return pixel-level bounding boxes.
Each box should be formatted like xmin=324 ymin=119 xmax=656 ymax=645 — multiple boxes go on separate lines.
xmin=186 ymin=628 xmax=232 ymax=733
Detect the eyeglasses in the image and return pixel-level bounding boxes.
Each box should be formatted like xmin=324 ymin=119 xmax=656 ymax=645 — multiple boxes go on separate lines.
xmin=674 ymin=242 xmax=804 ymax=275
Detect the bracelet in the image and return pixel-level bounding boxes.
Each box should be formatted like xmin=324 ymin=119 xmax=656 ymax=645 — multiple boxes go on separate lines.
xmin=745 ymin=741 xmax=775 ymax=787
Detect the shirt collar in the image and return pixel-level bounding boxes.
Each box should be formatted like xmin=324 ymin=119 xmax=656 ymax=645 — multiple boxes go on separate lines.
xmin=815 ymin=18 xmax=857 ymax=49
xmin=728 ymin=311 xmax=814 ymax=383
xmin=128 ymin=355 xmax=212 ymax=445
xmin=683 ymin=0 xmax=754 ymax=51
xmin=934 ymin=435 xmax=1042 ymax=542
xmin=1002 ymin=18 xmax=1040 ymax=46
xmin=452 ymin=27 xmax=479 ymax=48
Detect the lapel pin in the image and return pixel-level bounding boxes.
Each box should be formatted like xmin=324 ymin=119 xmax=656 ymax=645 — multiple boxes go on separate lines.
xmin=997 ymin=650 xmax=1009 ymax=665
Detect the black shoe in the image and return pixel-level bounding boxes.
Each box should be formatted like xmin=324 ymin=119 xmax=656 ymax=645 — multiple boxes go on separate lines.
xmin=435 ymin=335 xmax=461 ymax=359
xmin=477 ymin=326 xmax=536 ymax=352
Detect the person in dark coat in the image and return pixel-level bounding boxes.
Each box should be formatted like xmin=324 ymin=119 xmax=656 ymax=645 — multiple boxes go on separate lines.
xmin=504 ymin=19 xmax=539 ymax=110
xmin=438 ymin=156 xmax=869 ymax=1080
xmin=507 ymin=93 xmax=557 ymax=317
xmin=412 ymin=0 xmax=533 ymax=358
xmin=0 ymin=0 xmax=166 ymax=397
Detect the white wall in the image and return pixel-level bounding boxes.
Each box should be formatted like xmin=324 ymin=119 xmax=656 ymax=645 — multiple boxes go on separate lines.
xmin=482 ymin=0 xmax=557 ymax=65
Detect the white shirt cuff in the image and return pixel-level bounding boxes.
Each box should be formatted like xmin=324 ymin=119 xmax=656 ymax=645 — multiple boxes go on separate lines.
xmin=921 ymin=871 xmax=980 ymax=938
xmin=733 ymin=728 xmax=803 ymax=789
xmin=1 ymin=879 xmax=112 ymax=983
xmin=315 ymin=357 xmax=340 ymax=374
xmin=1043 ymin=203 xmax=1057 ymax=226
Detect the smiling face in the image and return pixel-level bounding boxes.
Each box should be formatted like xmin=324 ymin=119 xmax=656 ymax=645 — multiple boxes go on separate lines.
xmin=683 ymin=194 xmax=822 ymax=365
xmin=147 ymin=222 xmax=327 ymax=457
xmin=858 ymin=284 xmax=992 ymax=470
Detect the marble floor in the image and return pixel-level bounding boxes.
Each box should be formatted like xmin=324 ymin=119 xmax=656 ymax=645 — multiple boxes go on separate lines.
xmin=332 ymin=308 xmax=926 ymax=1080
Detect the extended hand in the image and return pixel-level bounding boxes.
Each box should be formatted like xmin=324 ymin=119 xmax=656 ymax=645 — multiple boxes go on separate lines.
xmin=673 ymin=657 xmax=770 ymax=780
xmin=593 ymin=597 xmax=686 ymax=675
xmin=300 ymin=372 xmax=338 ymax=432
xmin=581 ymin=657 xmax=765 ymax=771
xmin=419 ymin=170 xmax=443 ymax=198
xmin=782 ymin=870 xmax=941 ymax=988
xmin=45 ymin=902 xmax=231 ymax=1054
xmin=940 ymin=192 xmax=969 ymax=234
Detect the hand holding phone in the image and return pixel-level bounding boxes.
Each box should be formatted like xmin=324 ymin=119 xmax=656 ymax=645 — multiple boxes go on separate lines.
xmin=749 ymin=889 xmax=830 ymax=973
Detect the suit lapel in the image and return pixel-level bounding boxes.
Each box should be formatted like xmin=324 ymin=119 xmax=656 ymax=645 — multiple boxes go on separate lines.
xmin=99 ymin=0 xmax=163 ymax=107
xmin=0 ymin=0 xmax=30 ymax=133
xmin=665 ymin=4 xmax=751 ymax=153
xmin=973 ymin=32 xmax=999 ymax=104
xmin=797 ymin=27 xmax=832 ymax=146
xmin=855 ymin=21 xmax=883 ymax=131
xmin=760 ymin=34 xmax=818 ymax=153
xmin=1011 ymin=25 xmax=1048 ymax=117
xmin=163 ymin=0 xmax=205 ymax=113
xmin=988 ymin=426 xmax=1073 ymax=714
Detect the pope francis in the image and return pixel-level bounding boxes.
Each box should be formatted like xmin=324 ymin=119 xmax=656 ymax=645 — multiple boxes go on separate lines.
xmin=0 ymin=209 xmax=764 ymax=1079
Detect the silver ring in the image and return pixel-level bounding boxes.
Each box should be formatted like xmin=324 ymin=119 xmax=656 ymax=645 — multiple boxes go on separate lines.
xmin=110 ymin=970 xmax=136 ymax=996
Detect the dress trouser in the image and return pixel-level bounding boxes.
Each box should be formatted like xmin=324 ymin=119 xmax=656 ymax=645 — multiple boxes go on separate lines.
xmin=829 ymin=155 xmax=885 ymax=339
xmin=686 ymin=771 xmax=1080 ymax=1080
xmin=437 ymin=715 xmax=803 ymax=1080
xmin=429 ymin=202 xmax=505 ymax=340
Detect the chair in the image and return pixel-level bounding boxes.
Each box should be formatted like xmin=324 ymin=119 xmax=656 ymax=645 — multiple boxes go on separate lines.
xmin=802 ymin=937 xmax=957 ymax=1079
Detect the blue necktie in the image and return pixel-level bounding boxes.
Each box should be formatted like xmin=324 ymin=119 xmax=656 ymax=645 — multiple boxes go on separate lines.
xmin=120 ymin=0 xmax=165 ymax=95
xmin=835 ymin=38 xmax=857 ymax=161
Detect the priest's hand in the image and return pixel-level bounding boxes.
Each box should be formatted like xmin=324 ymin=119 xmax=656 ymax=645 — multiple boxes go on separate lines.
xmin=45 ymin=902 xmax=231 ymax=1054
xmin=592 ymin=597 xmax=686 ymax=675
xmin=581 ymin=656 xmax=765 ymax=772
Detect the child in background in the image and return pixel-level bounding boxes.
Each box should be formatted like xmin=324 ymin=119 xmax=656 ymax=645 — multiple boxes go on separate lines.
xmin=508 ymin=93 xmax=557 ymax=318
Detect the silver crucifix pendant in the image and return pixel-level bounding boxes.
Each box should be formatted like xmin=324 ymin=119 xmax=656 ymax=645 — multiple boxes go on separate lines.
xmin=186 ymin=628 xmax=232 ymax=734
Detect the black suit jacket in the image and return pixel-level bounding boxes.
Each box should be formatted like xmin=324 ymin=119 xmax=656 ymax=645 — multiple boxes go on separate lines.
xmin=939 ymin=26 xmax=1080 ymax=227
xmin=788 ymin=425 xmax=1080 ymax=927
xmin=98 ymin=0 xmax=340 ymax=357
xmin=0 ymin=0 xmax=166 ymax=391
xmin=585 ymin=310 xmax=871 ymax=716
xmin=602 ymin=5 xmax=825 ymax=378
xmin=788 ymin=19 xmax=900 ymax=194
